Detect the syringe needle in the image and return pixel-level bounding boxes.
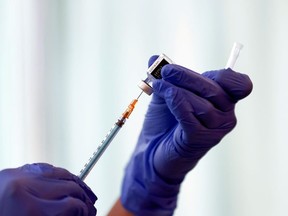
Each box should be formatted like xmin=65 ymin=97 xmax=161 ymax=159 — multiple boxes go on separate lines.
xmin=137 ymin=91 xmax=144 ymax=100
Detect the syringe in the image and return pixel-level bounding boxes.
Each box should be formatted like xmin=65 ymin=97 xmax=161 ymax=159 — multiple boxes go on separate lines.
xmin=79 ymin=54 xmax=173 ymax=180
xmin=79 ymin=93 xmax=141 ymax=180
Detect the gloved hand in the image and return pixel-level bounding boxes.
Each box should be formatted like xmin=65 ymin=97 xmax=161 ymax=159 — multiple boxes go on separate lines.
xmin=0 ymin=163 xmax=97 ymax=216
xmin=121 ymin=56 xmax=253 ymax=216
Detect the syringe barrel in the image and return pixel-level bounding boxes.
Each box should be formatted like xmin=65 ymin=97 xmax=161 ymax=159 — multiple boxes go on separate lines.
xmin=78 ymin=99 xmax=138 ymax=180
xmin=79 ymin=123 xmax=122 ymax=180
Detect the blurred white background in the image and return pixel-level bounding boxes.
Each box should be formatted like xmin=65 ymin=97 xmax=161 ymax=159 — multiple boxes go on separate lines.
xmin=0 ymin=0 xmax=287 ymax=215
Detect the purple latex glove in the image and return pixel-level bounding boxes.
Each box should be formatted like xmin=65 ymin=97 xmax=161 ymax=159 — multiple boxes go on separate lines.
xmin=121 ymin=56 xmax=253 ymax=216
xmin=0 ymin=163 xmax=97 ymax=216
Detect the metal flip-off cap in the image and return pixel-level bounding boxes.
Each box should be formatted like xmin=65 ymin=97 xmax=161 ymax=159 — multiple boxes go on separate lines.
xmin=138 ymin=80 xmax=153 ymax=95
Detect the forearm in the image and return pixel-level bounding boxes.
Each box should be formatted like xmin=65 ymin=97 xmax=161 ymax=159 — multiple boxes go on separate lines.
xmin=108 ymin=198 xmax=133 ymax=216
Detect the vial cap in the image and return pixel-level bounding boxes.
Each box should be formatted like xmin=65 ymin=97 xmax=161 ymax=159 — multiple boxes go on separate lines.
xmin=138 ymin=80 xmax=153 ymax=95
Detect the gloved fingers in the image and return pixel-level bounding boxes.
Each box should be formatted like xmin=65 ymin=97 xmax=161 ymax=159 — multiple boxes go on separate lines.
xmin=39 ymin=164 xmax=97 ymax=203
xmin=33 ymin=179 xmax=90 ymax=199
xmin=1 ymin=168 xmax=96 ymax=216
xmin=149 ymin=91 xmax=167 ymax=105
xmin=72 ymin=175 xmax=98 ymax=204
xmin=20 ymin=163 xmax=74 ymax=180
xmin=153 ymin=79 xmax=237 ymax=130
xmin=143 ymin=100 xmax=178 ymax=135
xmin=37 ymin=179 xmax=97 ymax=215
xmin=36 ymin=197 xmax=96 ymax=216
xmin=160 ymin=64 xmax=235 ymax=111
xmin=1 ymin=197 xmax=95 ymax=216
xmin=202 ymin=68 xmax=253 ymax=100
xmin=19 ymin=163 xmax=97 ymax=204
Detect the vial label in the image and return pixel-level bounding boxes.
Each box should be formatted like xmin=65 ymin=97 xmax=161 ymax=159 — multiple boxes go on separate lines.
xmin=150 ymin=58 xmax=170 ymax=79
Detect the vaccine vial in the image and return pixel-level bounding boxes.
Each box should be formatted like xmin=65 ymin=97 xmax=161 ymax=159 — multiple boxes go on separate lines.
xmin=138 ymin=54 xmax=173 ymax=95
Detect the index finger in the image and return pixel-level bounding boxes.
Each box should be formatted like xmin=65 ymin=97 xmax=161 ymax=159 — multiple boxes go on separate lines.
xmin=160 ymin=64 xmax=234 ymax=111
xmin=20 ymin=163 xmax=97 ymax=204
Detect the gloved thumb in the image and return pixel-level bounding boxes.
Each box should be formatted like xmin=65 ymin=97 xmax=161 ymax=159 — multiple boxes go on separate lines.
xmin=148 ymin=55 xmax=159 ymax=67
